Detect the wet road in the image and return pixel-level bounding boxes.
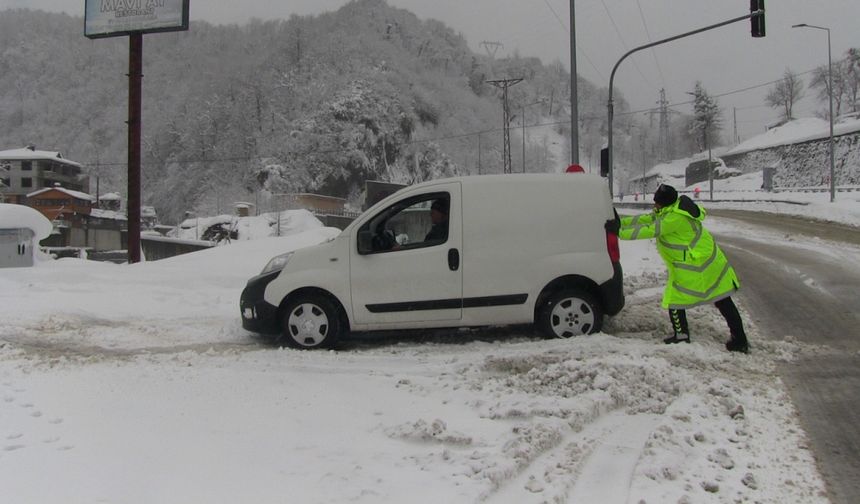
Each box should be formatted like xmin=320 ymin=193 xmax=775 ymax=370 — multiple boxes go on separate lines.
xmin=712 ymin=210 xmax=860 ymax=504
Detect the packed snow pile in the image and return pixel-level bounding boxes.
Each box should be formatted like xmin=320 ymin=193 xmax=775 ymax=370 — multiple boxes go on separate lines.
xmin=0 ymin=221 xmax=832 ymax=503
xmin=172 ymin=208 xmax=324 ymax=243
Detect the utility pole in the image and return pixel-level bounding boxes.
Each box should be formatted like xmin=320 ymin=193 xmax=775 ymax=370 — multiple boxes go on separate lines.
xmin=477 ymin=132 xmax=482 ymax=175
xmin=569 ymin=0 xmax=579 ymax=164
xmin=733 ymin=107 xmax=739 ymax=145
xmin=487 ymin=78 xmax=523 ymax=174
xmin=127 ymin=33 xmax=142 ymax=263
xmin=657 ymin=88 xmax=671 ymax=161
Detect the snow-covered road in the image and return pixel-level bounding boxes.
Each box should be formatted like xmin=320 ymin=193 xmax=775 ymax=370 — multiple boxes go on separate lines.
xmin=713 ymin=214 xmax=860 ymax=504
xmin=0 ymin=221 xmax=836 ymax=503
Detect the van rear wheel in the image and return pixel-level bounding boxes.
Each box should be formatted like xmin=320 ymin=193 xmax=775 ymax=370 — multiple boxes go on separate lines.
xmin=280 ymin=294 xmax=343 ymax=349
xmin=537 ymin=289 xmax=603 ymax=338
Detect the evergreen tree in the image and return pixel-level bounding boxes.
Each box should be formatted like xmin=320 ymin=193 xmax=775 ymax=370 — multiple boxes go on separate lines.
xmin=688 ymin=81 xmax=722 ymax=153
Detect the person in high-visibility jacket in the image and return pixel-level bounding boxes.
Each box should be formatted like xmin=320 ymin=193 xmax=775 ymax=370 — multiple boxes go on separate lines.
xmin=616 ymin=184 xmax=749 ymax=353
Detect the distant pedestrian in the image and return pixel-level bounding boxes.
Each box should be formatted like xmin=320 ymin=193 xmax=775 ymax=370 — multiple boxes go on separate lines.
xmin=613 ymin=184 xmax=749 ymax=353
xmin=694 ymin=186 xmax=701 ymax=199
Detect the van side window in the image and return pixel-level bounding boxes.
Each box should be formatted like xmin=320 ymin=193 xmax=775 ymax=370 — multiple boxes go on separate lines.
xmin=357 ymin=193 xmax=450 ymax=254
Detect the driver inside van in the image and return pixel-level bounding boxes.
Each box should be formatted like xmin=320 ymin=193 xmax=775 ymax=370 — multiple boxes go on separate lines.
xmin=424 ymin=199 xmax=449 ymax=243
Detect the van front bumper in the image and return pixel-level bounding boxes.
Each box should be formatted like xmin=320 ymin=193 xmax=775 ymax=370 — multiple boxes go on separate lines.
xmin=240 ymin=270 xmax=281 ymax=334
xmin=599 ymin=262 xmax=625 ymax=316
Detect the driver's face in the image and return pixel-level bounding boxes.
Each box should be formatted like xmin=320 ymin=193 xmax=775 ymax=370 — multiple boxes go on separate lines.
xmin=430 ymin=208 xmax=446 ymax=224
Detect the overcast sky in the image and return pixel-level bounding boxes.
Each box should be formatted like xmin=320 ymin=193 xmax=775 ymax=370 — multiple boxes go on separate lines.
xmin=3 ymin=0 xmax=858 ymax=141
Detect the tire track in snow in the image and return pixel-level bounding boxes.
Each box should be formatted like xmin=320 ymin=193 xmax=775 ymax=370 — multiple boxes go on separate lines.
xmin=485 ymin=411 xmax=660 ymax=504
xmin=567 ymin=413 xmax=661 ymax=504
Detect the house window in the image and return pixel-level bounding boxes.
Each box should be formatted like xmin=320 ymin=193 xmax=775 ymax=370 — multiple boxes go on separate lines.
xmin=22 ymin=161 xmax=32 ymax=171
xmin=1 ymin=178 xmax=9 ymax=187
xmin=21 ymin=177 xmax=32 ymax=188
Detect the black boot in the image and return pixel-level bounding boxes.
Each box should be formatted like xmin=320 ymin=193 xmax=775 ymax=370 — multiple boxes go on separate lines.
xmin=716 ymin=298 xmax=748 ymax=353
xmin=666 ymin=310 xmax=690 ymax=344
xmin=664 ymin=334 xmax=690 ymax=344
xmin=726 ymin=338 xmax=749 ymax=353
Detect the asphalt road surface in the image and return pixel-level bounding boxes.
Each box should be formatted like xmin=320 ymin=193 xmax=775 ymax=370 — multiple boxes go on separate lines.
xmin=711 ymin=210 xmax=860 ymax=504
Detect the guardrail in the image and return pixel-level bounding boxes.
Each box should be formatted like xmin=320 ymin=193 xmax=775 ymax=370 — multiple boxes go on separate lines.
xmin=616 ymin=186 xmax=860 ymax=203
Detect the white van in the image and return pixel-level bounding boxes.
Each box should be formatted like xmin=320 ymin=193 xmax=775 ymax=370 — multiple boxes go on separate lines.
xmin=240 ymin=173 xmax=624 ymax=349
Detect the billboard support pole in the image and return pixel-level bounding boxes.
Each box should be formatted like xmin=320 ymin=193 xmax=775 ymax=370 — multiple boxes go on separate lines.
xmin=127 ymin=33 xmax=142 ymax=263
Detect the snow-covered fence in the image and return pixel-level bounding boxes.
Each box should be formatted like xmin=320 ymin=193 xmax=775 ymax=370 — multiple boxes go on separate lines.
xmin=141 ymin=234 xmax=213 ymax=261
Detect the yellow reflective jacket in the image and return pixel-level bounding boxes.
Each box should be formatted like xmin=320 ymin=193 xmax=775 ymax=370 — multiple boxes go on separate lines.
xmin=619 ymin=196 xmax=739 ymax=309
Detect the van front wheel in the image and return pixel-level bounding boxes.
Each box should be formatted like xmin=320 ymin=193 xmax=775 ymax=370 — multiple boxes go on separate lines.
xmin=537 ymin=289 xmax=603 ymax=338
xmin=280 ymin=294 xmax=343 ymax=349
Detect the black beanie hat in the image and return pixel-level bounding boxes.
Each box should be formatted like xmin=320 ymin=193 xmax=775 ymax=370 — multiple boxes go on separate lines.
xmin=653 ymin=184 xmax=678 ymax=206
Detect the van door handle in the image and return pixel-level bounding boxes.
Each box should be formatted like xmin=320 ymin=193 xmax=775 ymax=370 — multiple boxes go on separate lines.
xmin=448 ymin=248 xmax=460 ymax=271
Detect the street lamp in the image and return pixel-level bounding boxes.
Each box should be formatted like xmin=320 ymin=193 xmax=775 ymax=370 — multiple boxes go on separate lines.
xmin=792 ymin=23 xmax=835 ymax=202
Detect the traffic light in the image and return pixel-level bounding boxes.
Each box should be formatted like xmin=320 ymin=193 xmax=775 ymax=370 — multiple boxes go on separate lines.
xmin=599 ymin=147 xmax=609 ymax=177
xmin=750 ymin=0 xmax=765 ymax=38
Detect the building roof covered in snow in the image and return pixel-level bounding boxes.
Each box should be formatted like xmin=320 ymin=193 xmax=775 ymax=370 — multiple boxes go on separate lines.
xmin=726 ymin=116 xmax=860 ymax=157
xmin=0 ymin=147 xmax=83 ymax=168
xmin=27 ymin=187 xmax=96 ymax=202
xmin=99 ymin=192 xmax=122 ymax=201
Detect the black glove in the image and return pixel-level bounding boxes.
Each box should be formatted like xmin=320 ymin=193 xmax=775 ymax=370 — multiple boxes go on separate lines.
xmin=605 ymin=209 xmax=621 ymax=234
xmin=605 ymin=218 xmax=620 ymax=234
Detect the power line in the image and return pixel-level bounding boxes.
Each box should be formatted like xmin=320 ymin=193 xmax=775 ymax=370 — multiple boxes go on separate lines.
xmin=635 ymin=0 xmax=667 ymax=88
xmin=622 ymin=67 xmax=820 ymax=116
xmin=542 ymin=0 xmax=605 ymax=81
xmin=599 ymin=0 xmax=656 ymax=90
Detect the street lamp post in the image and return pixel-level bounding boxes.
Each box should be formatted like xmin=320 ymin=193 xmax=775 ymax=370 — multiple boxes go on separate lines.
xmin=793 ymin=23 xmax=835 ymax=202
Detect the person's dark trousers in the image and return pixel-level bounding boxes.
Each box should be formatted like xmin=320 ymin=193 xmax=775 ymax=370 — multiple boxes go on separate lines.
xmin=665 ymin=308 xmax=690 ymax=343
xmin=666 ymin=298 xmax=748 ymax=350
xmin=715 ymin=297 xmax=749 ymax=350
xmin=669 ymin=308 xmax=689 ymax=337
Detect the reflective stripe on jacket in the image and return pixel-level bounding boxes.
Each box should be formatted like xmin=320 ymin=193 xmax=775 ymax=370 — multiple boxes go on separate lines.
xmin=619 ymin=196 xmax=739 ymax=309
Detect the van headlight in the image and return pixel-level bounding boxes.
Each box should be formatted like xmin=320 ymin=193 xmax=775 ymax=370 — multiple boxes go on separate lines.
xmin=261 ymin=252 xmax=294 ymax=274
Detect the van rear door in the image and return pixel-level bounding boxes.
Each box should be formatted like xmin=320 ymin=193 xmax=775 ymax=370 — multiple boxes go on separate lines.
xmin=349 ymin=182 xmax=463 ymax=326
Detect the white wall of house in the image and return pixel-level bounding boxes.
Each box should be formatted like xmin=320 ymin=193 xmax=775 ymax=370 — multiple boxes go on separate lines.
xmin=0 ymin=228 xmax=36 ymax=268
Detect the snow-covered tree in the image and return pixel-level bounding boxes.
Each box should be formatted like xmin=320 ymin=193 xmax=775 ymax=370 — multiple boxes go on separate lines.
xmin=810 ymin=48 xmax=860 ymax=119
xmin=766 ymin=68 xmax=804 ymax=121
xmin=687 ymin=81 xmax=722 ymax=153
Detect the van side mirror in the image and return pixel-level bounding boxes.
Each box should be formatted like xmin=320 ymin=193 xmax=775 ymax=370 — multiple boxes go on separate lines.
xmin=357 ymin=230 xmax=373 ymax=254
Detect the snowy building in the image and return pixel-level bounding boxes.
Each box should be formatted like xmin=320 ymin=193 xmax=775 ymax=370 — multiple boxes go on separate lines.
xmin=0 ymin=203 xmax=52 ymax=268
xmin=141 ymin=206 xmax=158 ymax=230
xmin=627 ymin=158 xmax=688 ymax=196
xmin=0 ymin=146 xmax=89 ymax=204
xmin=98 ymin=192 xmax=123 ymax=211
xmin=26 ymin=186 xmax=126 ymax=251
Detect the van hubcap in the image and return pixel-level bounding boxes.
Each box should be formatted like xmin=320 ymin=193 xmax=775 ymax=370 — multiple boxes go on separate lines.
xmin=287 ymin=303 xmax=329 ymax=346
xmin=550 ymin=297 xmax=594 ymax=337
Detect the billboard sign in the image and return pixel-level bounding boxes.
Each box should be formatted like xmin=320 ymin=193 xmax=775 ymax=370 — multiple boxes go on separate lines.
xmin=85 ymin=0 xmax=190 ymax=39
